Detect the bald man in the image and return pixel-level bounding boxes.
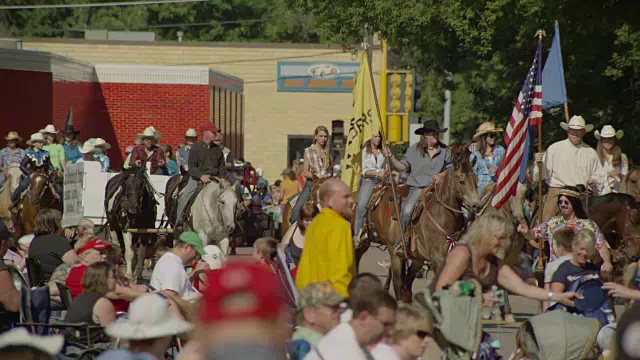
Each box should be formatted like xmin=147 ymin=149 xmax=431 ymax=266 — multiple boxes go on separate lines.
xmin=295 ymin=179 xmax=355 ymax=296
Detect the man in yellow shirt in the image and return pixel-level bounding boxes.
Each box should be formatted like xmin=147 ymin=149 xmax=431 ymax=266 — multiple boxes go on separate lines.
xmin=296 ymin=178 xmax=355 ymax=297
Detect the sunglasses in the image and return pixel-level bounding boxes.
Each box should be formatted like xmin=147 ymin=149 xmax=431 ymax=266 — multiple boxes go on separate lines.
xmin=558 ymin=199 xmax=571 ymax=206
xmin=416 ymin=330 xmax=432 ymax=339
xmin=486 ymin=133 xmax=497 ymax=139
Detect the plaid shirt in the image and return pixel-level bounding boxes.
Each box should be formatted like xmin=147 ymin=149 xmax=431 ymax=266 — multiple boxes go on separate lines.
xmin=304 ymin=145 xmax=331 ymax=178
xmin=0 ymin=147 xmax=26 ymax=168
xmin=129 ymin=144 xmax=164 ymax=174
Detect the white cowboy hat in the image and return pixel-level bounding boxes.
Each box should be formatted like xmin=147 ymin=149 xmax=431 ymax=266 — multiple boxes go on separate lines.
xmin=41 ymin=124 xmax=58 ymax=134
xmin=4 ymin=131 xmax=22 ymax=141
xmin=148 ymin=126 xmax=162 ymax=141
xmin=185 ymin=128 xmax=197 ymax=138
xmin=26 ymin=132 xmax=45 ymax=145
xmin=560 ymin=115 xmax=594 ymax=132
xmin=0 ymin=328 xmax=64 ymax=355
xmin=594 ymin=125 xmax=623 ymax=140
xmin=79 ymin=142 xmax=99 ymax=154
xmin=94 ymin=138 xmax=111 ymax=150
xmin=105 ymin=294 xmax=193 ymax=340
xmin=472 ymin=121 xmax=503 ymax=141
xmin=139 ymin=126 xmax=161 ymax=140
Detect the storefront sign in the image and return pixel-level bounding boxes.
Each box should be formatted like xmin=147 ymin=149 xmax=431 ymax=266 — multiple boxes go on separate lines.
xmin=277 ymin=62 xmax=360 ymax=93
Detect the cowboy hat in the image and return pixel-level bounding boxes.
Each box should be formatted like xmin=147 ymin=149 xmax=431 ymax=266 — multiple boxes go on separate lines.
xmin=472 ymin=121 xmax=503 ymax=141
xmin=79 ymin=142 xmax=99 ymax=154
xmin=140 ymin=127 xmax=156 ymax=138
xmin=4 ymin=131 xmax=22 ymax=141
xmin=148 ymin=126 xmax=162 ymax=141
xmin=0 ymin=328 xmax=64 ymax=355
xmin=594 ymin=125 xmax=623 ymax=140
xmin=41 ymin=124 xmax=58 ymax=134
xmin=105 ymin=294 xmax=193 ymax=340
xmin=185 ymin=128 xmax=197 ymax=138
xmin=61 ymin=124 xmax=80 ymax=135
xmin=560 ymin=115 xmax=594 ymax=132
xmin=94 ymin=138 xmax=111 ymax=150
xmin=26 ymin=133 xmax=45 ymax=145
xmin=414 ymin=119 xmax=447 ymax=135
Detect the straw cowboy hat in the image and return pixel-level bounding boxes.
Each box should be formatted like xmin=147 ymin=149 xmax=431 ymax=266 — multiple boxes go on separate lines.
xmin=594 ymin=125 xmax=623 ymax=140
xmin=26 ymin=133 xmax=45 ymax=145
xmin=93 ymin=138 xmax=111 ymax=150
xmin=79 ymin=141 xmax=99 ymax=154
xmin=41 ymin=124 xmax=58 ymax=134
xmin=472 ymin=121 xmax=503 ymax=141
xmin=139 ymin=126 xmax=162 ymax=141
xmin=560 ymin=115 xmax=594 ymax=132
xmin=4 ymin=131 xmax=22 ymax=141
xmin=105 ymin=294 xmax=193 ymax=340
xmin=185 ymin=128 xmax=197 ymax=138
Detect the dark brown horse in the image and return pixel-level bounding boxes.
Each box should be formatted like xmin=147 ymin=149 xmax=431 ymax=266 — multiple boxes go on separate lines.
xmin=281 ymin=176 xmax=330 ymax=234
xmin=105 ymin=167 xmax=158 ymax=281
xmin=15 ymin=171 xmax=62 ymax=236
xmin=356 ymin=144 xmax=482 ymax=301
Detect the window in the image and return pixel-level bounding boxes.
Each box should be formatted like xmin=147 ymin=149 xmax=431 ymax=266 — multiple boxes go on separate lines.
xmin=288 ymin=135 xmax=313 ymax=168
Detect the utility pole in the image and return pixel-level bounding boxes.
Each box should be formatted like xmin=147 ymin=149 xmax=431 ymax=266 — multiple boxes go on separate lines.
xmin=364 ymin=24 xmax=373 ymax=67
xmin=443 ymin=71 xmax=453 ymax=145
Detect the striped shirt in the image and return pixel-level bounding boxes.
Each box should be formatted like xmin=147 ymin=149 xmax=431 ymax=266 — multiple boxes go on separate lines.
xmin=0 ymin=147 xmax=26 ymax=168
xmin=304 ymin=145 xmax=331 ymax=178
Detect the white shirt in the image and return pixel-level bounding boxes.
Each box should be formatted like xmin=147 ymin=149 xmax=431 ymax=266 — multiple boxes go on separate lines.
xmin=150 ymin=252 xmax=198 ymax=300
xmin=362 ymin=148 xmax=386 ymax=176
xmin=601 ymin=153 xmax=629 ymax=194
xmin=370 ymin=343 xmax=401 ymax=360
xmin=304 ymin=323 xmax=370 ymax=360
xmin=542 ymin=139 xmax=606 ymax=194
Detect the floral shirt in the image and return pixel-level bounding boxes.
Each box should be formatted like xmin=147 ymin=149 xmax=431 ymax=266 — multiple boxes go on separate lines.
xmin=94 ymin=153 xmax=110 ymax=172
xmin=0 ymin=147 xmax=26 ymax=168
xmin=470 ymin=145 xmax=505 ymax=198
xmin=533 ymin=216 xmax=607 ymax=262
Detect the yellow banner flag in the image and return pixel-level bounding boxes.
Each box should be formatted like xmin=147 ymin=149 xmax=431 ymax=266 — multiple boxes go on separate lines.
xmin=341 ymin=52 xmax=381 ymax=194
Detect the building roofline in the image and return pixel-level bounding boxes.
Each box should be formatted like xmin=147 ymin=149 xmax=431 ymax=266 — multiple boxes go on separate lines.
xmin=20 ymin=37 xmax=381 ymax=50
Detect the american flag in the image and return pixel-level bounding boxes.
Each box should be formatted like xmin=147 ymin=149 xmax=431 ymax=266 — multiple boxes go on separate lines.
xmin=492 ymin=39 xmax=543 ymax=209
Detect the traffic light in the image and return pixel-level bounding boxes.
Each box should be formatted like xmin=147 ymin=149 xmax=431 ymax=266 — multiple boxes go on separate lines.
xmin=413 ymin=72 xmax=423 ymax=112
xmin=331 ymin=120 xmax=344 ymax=145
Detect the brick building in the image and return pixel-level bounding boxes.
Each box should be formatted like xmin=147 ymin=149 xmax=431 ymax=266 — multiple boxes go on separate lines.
xmin=0 ymin=48 xmax=243 ymax=170
xmin=18 ymin=39 xmax=382 ymax=181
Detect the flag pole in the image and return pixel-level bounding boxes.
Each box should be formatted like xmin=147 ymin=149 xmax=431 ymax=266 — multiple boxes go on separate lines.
xmin=536 ymin=30 xmax=545 ymax=274
xmin=363 ymin=49 xmax=404 ymax=254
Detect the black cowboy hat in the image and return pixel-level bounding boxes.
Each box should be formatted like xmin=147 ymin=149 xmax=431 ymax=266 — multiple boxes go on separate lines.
xmin=61 ymin=124 xmax=80 ymax=135
xmin=414 ymin=120 xmax=448 ymax=135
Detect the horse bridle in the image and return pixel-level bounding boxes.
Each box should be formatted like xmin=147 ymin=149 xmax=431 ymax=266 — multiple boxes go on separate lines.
xmin=28 ymin=173 xmax=58 ymax=207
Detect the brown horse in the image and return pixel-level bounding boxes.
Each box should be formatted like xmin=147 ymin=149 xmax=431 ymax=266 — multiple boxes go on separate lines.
xmin=281 ymin=176 xmax=329 ymax=234
xmin=15 ymin=171 xmax=62 ymax=236
xmin=0 ymin=164 xmax=22 ymax=229
xmin=622 ymin=167 xmax=640 ymax=200
xmin=356 ymin=144 xmax=482 ymax=301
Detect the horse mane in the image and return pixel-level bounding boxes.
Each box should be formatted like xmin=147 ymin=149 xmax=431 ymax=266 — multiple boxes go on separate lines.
xmin=623 ymin=166 xmax=640 ymax=185
xmin=449 ymin=142 xmax=474 ymax=172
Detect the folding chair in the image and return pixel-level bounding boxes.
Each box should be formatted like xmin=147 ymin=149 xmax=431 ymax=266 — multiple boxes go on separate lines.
xmin=25 ymin=257 xmax=46 ymax=288
xmin=56 ymin=282 xmax=73 ymax=310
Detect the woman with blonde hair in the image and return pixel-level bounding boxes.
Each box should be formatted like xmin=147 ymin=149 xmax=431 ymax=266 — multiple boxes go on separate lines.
xmin=436 ymin=214 xmax=577 ymax=306
xmin=371 ymin=304 xmax=435 ymax=360
xmin=595 ymin=125 xmax=629 ymax=194
xmin=290 ymin=126 xmax=332 ymax=224
xmin=353 ymin=131 xmax=387 ymax=241
xmin=41 ymin=125 xmax=66 ymax=174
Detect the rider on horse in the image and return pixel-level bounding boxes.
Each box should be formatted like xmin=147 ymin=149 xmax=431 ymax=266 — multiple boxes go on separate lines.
xmin=0 ymin=131 xmax=26 ymax=188
xmin=176 ymin=128 xmax=198 ymax=172
xmin=9 ymin=133 xmax=56 ymax=211
xmin=175 ymin=122 xmax=228 ymax=230
xmin=383 ymin=120 xmax=452 ymax=256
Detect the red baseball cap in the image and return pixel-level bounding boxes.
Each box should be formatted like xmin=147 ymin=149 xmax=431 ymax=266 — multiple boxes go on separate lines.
xmin=201 ymin=123 xmax=220 ymax=134
xmin=199 ymin=261 xmax=286 ymax=323
xmin=77 ymin=238 xmax=112 ymax=255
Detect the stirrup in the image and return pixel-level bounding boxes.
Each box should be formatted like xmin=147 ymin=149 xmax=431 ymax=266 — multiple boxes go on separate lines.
xmin=394 ymin=244 xmax=406 ymax=258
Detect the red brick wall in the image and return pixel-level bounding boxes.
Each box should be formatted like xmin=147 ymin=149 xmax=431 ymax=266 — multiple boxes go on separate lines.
xmin=0 ymin=69 xmax=52 ymax=146
xmin=100 ymin=83 xmax=210 ymax=169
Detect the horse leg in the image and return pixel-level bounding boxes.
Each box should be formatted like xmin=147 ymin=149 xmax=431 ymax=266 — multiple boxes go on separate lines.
xmin=403 ymin=261 xmax=423 ymax=303
xmin=383 ymin=268 xmax=392 ymax=292
xmin=123 ymin=232 xmax=135 ymax=280
xmin=389 ymin=252 xmax=406 ymax=300
xmin=218 ymin=237 xmax=230 ymax=258
xmin=134 ymin=243 xmax=146 ymax=283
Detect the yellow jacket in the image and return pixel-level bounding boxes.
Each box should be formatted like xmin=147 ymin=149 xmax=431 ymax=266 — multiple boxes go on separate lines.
xmin=295 ymin=208 xmax=355 ymax=297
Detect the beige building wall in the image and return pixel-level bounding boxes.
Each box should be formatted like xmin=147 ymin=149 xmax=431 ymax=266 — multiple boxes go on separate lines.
xmin=22 ymin=39 xmax=381 ymax=182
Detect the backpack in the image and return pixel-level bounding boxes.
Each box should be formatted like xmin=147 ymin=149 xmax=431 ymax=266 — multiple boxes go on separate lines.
xmin=547 ymin=275 xmax=614 ymax=328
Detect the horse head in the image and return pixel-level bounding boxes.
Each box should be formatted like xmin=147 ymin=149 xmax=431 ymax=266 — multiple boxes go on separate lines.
xmin=622 ymin=167 xmax=640 ymax=200
xmin=29 ymin=171 xmax=49 ymax=199
xmin=124 ymin=167 xmax=148 ymax=215
xmin=7 ymin=164 xmax=22 ymax=193
xmin=210 ymin=180 xmax=239 ymax=235
xmin=450 ymin=143 xmax=481 ymax=214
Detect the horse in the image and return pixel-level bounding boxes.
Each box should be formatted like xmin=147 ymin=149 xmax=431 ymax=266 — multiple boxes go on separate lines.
xmin=0 ymin=164 xmax=22 ymax=227
xmin=15 ymin=170 xmax=62 ymax=237
xmin=105 ymin=167 xmax=158 ymax=281
xmin=622 ymin=167 xmax=640 ymax=200
xmin=281 ymin=176 xmax=329 ymax=234
xmin=355 ymin=144 xmax=482 ymax=302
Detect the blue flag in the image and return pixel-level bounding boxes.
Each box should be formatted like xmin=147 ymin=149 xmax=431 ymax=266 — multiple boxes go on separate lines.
xmin=541 ymin=22 xmax=567 ymax=109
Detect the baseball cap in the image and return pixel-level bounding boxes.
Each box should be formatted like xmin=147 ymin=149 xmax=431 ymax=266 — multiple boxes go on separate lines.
xmin=77 ymin=238 xmax=112 ymax=255
xmin=199 ymin=260 xmax=286 ymax=322
xmin=201 ymin=122 xmax=220 ymax=134
xmin=178 ymin=232 xmax=205 ymax=256
xmin=0 ymin=328 xmax=64 ymax=355
xmin=299 ymin=282 xmax=345 ymax=309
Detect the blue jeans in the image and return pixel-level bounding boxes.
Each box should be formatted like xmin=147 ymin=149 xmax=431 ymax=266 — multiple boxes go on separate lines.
xmin=290 ymin=180 xmax=314 ymax=224
xmin=396 ymin=186 xmax=423 ymax=246
xmin=11 ymin=176 xmax=30 ymax=202
xmin=353 ymin=177 xmax=380 ymax=239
